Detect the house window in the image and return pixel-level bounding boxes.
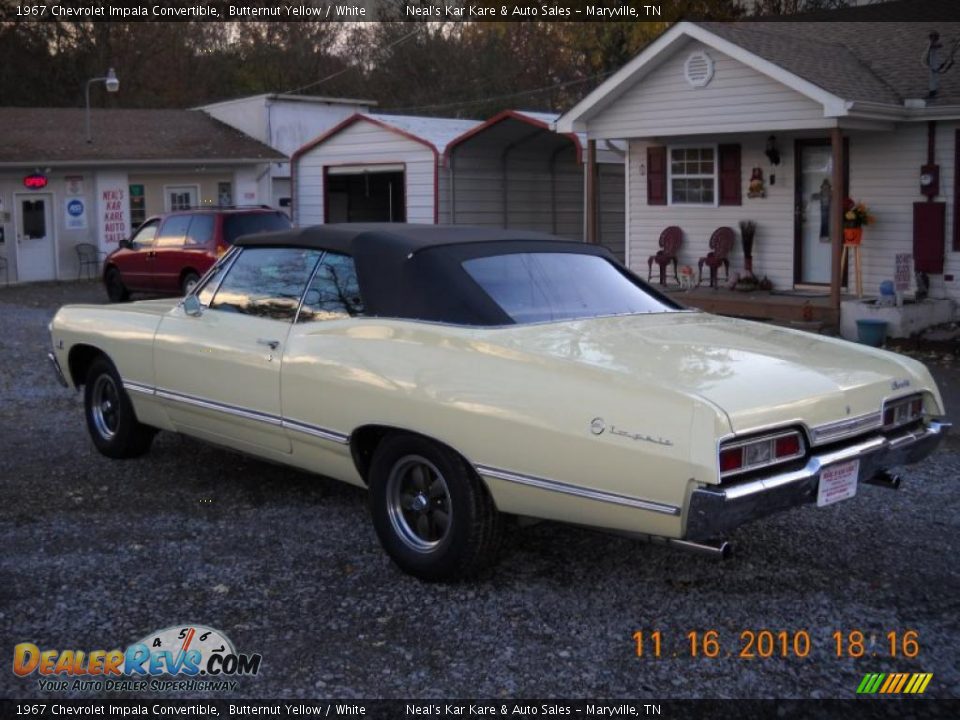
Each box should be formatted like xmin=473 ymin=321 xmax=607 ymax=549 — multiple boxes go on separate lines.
xmin=129 ymin=184 xmax=146 ymax=227
xmin=669 ymin=147 xmax=716 ymax=205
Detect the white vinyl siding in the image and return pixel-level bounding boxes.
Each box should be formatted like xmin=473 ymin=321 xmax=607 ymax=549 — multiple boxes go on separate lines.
xmin=296 ymin=120 xmax=437 ymax=226
xmin=589 ymin=40 xmax=830 ymax=140
xmin=848 ymin=122 xmax=959 ymax=305
xmin=628 ymin=134 xmax=795 ymax=290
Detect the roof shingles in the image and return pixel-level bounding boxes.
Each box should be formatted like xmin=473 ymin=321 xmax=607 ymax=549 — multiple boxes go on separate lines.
xmin=0 ymin=108 xmax=284 ymax=164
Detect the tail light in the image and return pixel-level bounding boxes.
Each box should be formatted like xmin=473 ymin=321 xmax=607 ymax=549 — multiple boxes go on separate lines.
xmin=719 ymin=430 xmax=805 ymax=479
xmin=882 ymin=394 xmax=924 ymax=429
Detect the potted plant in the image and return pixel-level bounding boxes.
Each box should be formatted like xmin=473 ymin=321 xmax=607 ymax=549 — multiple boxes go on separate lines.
xmin=843 ymin=198 xmax=874 ymax=244
xmin=739 ymin=220 xmax=757 ymax=275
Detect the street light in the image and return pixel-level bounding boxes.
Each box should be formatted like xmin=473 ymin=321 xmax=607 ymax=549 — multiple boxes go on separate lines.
xmin=85 ymin=68 xmax=119 ymax=144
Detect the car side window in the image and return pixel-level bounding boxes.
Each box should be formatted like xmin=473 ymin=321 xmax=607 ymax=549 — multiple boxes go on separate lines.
xmin=298 ymin=252 xmax=365 ymax=322
xmin=155 ymin=215 xmax=192 ymax=248
xmin=209 ymin=247 xmax=322 ymax=322
xmin=129 ymin=220 xmax=160 ymax=249
xmin=186 ymin=214 xmax=215 ymax=246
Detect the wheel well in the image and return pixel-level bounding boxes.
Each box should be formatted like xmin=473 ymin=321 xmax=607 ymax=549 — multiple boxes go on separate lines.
xmin=180 ymin=268 xmax=200 ymax=282
xmin=350 ymin=425 xmax=474 ymax=485
xmin=67 ymin=344 xmax=105 ymax=387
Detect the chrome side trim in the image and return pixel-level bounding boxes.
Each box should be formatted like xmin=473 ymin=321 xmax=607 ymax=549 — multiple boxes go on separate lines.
xmin=475 ymin=464 xmax=681 ymax=516
xmin=155 ymin=388 xmax=283 ymax=426
xmin=282 ymin=418 xmax=350 ymax=445
xmin=142 ymin=384 xmax=350 ymax=444
xmin=47 ymin=352 xmax=69 ymax=388
xmin=123 ymin=381 xmax=155 ymax=396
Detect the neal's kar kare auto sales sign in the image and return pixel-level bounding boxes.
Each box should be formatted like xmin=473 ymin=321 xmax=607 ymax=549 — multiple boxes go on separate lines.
xmin=95 ymin=173 xmax=131 ymax=249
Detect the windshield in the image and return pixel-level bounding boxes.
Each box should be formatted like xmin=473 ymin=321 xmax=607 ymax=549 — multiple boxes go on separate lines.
xmin=223 ymin=212 xmax=292 ymax=245
xmin=462 ymin=252 xmax=675 ymax=324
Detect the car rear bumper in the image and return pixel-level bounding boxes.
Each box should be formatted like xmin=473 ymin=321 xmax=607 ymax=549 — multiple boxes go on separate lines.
xmin=684 ymin=420 xmax=950 ymax=541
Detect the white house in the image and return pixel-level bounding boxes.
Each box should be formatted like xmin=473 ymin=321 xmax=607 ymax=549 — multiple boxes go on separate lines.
xmin=558 ymin=11 xmax=960 ymax=328
xmin=199 ymin=93 xmax=374 ymax=211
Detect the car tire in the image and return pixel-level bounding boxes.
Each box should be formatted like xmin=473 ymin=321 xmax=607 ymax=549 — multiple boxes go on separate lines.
xmin=368 ymin=433 xmax=504 ymax=581
xmin=83 ymin=356 xmax=155 ymax=459
xmin=181 ymin=271 xmax=201 ymax=296
xmin=105 ymin=267 xmax=130 ymax=303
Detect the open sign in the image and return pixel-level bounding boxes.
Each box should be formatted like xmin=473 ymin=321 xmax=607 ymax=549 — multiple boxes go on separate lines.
xmin=23 ymin=174 xmax=48 ymax=190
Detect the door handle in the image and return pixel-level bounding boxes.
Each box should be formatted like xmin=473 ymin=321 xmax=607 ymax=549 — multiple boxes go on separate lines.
xmin=257 ymin=339 xmax=280 ymax=350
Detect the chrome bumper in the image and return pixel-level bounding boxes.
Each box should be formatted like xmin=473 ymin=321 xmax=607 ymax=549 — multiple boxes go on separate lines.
xmin=685 ymin=421 xmax=950 ymax=541
xmin=47 ymin=351 xmax=69 ymax=388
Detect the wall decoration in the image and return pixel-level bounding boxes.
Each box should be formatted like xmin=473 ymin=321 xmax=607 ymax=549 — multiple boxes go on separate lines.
xmin=747 ymin=167 xmax=765 ymax=198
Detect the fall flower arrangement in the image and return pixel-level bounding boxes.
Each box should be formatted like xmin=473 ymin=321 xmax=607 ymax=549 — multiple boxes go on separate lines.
xmin=843 ymin=198 xmax=875 ymax=228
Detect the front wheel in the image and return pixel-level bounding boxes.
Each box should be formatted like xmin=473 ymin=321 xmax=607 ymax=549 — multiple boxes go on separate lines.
xmin=104 ymin=267 xmax=130 ymax=302
xmin=84 ymin=356 xmax=155 ymax=458
xmin=369 ymin=434 xmax=503 ymax=581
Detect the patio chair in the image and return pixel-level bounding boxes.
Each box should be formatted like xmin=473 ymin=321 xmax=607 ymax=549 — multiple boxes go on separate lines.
xmin=698 ymin=227 xmax=735 ymax=288
xmin=647 ymin=226 xmax=683 ymax=285
xmin=76 ymin=243 xmax=103 ymax=280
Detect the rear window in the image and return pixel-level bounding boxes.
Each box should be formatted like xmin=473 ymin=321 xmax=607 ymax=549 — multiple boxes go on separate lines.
xmin=463 ymin=252 xmax=674 ymax=324
xmin=222 ymin=212 xmax=292 ymax=245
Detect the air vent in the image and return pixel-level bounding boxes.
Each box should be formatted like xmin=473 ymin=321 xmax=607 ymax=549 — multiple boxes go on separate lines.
xmin=685 ymin=51 xmax=715 ymax=88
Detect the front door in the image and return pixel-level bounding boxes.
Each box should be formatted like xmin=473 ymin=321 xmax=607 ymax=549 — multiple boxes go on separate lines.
xmin=794 ymin=140 xmax=848 ymax=286
xmin=15 ymin=194 xmax=56 ymax=281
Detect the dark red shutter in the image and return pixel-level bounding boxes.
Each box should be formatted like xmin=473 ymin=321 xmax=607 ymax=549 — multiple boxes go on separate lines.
xmin=647 ymin=146 xmax=667 ymax=205
xmin=718 ymin=143 xmax=741 ymax=206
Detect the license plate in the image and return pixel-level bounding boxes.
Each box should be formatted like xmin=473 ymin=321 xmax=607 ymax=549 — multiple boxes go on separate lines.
xmin=817 ymin=459 xmax=860 ymax=507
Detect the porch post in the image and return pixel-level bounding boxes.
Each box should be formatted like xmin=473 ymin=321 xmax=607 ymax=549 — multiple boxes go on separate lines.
xmin=830 ymin=127 xmax=844 ymax=312
xmin=586 ymin=138 xmax=598 ymax=244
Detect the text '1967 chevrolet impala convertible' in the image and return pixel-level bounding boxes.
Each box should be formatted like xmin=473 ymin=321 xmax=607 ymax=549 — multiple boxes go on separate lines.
xmin=48 ymin=224 xmax=950 ymax=580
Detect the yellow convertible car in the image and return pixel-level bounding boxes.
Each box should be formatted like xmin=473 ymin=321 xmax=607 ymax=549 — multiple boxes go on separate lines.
xmin=48 ymin=224 xmax=949 ymax=580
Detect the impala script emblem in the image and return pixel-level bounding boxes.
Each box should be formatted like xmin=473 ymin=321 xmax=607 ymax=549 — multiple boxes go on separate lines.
xmin=589 ymin=417 xmax=672 ymax=446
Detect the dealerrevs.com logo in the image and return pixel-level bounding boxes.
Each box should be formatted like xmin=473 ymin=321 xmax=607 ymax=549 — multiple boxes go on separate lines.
xmin=13 ymin=624 xmax=262 ymax=693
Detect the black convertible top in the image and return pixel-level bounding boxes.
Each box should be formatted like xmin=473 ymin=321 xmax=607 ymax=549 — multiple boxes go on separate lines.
xmin=235 ymin=223 xmax=680 ymax=325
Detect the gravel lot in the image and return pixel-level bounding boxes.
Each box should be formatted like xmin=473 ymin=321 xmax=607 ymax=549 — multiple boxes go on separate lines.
xmin=1 ymin=281 xmax=958 ymax=701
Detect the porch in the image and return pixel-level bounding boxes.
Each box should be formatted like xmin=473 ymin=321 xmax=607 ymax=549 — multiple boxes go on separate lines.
xmin=662 ymin=286 xmax=841 ymax=326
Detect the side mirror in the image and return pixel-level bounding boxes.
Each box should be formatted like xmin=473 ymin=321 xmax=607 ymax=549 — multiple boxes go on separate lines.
xmin=119 ymin=238 xmax=132 ymax=250
xmin=183 ymin=295 xmax=203 ymax=317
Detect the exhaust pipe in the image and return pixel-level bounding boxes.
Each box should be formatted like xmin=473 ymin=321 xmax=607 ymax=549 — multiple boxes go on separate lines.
xmin=607 ymin=529 xmax=732 ymax=559
xmin=864 ymin=470 xmax=901 ymax=490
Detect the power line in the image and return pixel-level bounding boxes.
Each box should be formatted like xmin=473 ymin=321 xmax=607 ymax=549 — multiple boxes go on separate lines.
xmin=282 ymin=27 xmax=420 ymax=95
xmin=385 ymin=70 xmax=616 ymax=114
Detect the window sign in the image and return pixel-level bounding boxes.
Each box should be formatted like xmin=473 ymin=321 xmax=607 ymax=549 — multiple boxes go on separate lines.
xmin=129 ymin=184 xmax=146 ymax=226
xmin=65 ymin=176 xmax=85 ymax=196
xmin=65 ymin=198 xmax=87 ymax=230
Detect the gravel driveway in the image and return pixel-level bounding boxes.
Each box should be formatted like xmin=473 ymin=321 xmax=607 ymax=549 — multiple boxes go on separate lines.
xmin=1 ymin=281 xmax=958 ymax=701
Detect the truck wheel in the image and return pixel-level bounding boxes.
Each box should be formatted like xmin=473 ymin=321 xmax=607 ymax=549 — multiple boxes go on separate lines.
xmin=369 ymin=434 xmax=503 ymax=581
xmin=84 ymin=356 xmax=155 ymax=458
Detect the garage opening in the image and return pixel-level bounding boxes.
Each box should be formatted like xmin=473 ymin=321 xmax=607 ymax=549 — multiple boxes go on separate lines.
xmin=326 ymin=165 xmax=405 ymax=223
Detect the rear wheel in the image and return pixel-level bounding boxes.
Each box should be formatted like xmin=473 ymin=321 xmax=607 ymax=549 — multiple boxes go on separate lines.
xmin=181 ymin=271 xmax=200 ymax=296
xmin=83 ymin=356 xmax=155 ymax=458
xmin=104 ymin=267 xmax=129 ymax=302
xmin=369 ymin=434 xmax=503 ymax=581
